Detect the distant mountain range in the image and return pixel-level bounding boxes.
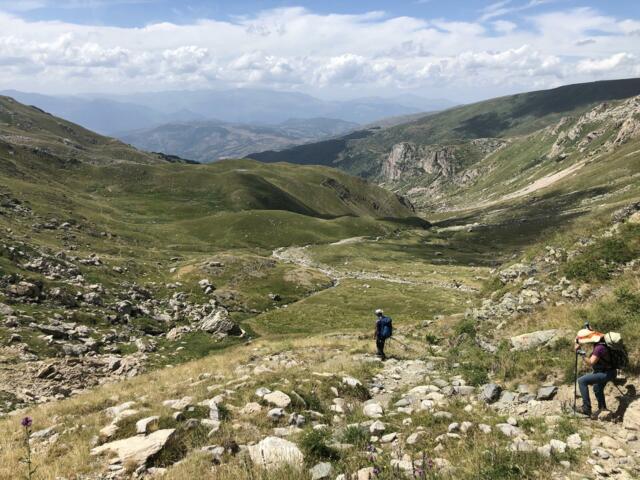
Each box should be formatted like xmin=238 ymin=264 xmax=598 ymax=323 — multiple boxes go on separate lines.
xmin=0 ymin=89 xmax=455 ymax=135
xmin=118 ymin=117 xmax=359 ymax=163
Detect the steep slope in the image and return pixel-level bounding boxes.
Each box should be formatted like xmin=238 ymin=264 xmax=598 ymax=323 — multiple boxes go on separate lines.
xmin=0 ymin=95 xmax=195 ymax=166
xmin=117 ymin=118 xmax=358 ymax=163
xmin=249 ymin=78 xmax=640 ymax=178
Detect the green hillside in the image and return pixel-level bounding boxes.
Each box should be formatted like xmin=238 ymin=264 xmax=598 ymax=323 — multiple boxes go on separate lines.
xmin=249 ymin=77 xmax=640 ymax=178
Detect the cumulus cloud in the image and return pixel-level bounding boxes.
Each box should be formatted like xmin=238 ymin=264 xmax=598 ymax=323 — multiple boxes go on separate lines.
xmin=577 ymin=52 xmax=636 ymax=74
xmin=0 ymin=5 xmax=638 ymax=97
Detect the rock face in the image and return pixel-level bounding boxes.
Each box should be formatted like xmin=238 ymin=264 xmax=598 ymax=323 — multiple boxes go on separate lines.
xmin=623 ymin=399 xmax=640 ymax=431
xmin=381 ymin=143 xmax=456 ymax=181
xmin=90 ymin=428 xmax=175 ymax=467
xmin=247 ymin=436 xmax=304 ymax=469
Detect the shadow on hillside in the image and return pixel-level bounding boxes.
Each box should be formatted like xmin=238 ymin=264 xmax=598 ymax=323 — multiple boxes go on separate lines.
xmin=420 ymin=187 xmax=612 ymax=266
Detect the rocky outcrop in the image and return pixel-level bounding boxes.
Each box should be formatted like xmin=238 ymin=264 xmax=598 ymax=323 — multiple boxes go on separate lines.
xmin=381 ymin=143 xmax=456 ymax=181
xmin=381 ymin=138 xmax=506 ymax=184
xmin=547 ymin=95 xmax=640 ymax=160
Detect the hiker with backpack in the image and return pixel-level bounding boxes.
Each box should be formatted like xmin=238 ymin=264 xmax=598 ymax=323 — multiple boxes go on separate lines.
xmin=575 ymin=328 xmax=627 ymax=417
xmin=374 ymin=309 xmax=392 ymax=360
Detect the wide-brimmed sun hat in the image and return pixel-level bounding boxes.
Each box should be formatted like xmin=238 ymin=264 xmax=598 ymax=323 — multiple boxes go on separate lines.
xmin=576 ymin=328 xmax=604 ymax=344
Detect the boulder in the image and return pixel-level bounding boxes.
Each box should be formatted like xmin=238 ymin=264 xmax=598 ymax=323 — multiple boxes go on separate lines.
xmin=198 ymin=308 xmax=242 ymax=338
xmin=91 ymin=429 xmax=175 ymax=467
xmin=479 ymin=383 xmax=502 ymax=404
xmin=247 ymin=436 xmax=304 ymax=469
xmin=623 ymin=398 xmax=640 ymax=431
xmin=263 ymin=391 xmax=291 ymax=408
xmin=510 ymin=329 xmax=565 ymax=351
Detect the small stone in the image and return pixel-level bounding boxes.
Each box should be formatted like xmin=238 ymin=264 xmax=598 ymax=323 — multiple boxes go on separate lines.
xmin=363 ymin=402 xmax=383 ymax=418
xmin=369 ymin=420 xmax=385 ymax=434
xmin=550 ymin=439 xmax=567 ymax=454
xmin=135 ymin=416 xmax=159 ymax=435
xmin=267 ymin=408 xmax=285 ymax=420
xmin=380 ymin=432 xmax=397 ymax=443
xmin=406 ymin=432 xmax=424 ymax=445
xmin=567 ymin=433 xmax=582 ymax=450
xmin=309 ymin=462 xmax=333 ymax=480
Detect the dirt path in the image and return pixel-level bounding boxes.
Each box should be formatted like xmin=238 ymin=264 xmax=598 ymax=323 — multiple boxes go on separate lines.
xmin=272 ymin=244 xmax=477 ymax=292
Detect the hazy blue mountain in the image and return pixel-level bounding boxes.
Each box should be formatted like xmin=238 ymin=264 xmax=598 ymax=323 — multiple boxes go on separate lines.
xmin=1 ymin=89 xmax=454 ymax=135
xmin=118 ymin=117 xmax=359 ymax=162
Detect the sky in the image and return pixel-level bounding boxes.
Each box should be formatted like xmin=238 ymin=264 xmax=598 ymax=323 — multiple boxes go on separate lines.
xmin=0 ymin=0 xmax=639 ymax=102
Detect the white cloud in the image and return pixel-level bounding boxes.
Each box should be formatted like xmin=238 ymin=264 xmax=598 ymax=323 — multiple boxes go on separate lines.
xmin=0 ymin=6 xmax=638 ymax=98
xmin=577 ymin=52 xmax=636 ymax=74
xmin=479 ymin=0 xmax=556 ymax=22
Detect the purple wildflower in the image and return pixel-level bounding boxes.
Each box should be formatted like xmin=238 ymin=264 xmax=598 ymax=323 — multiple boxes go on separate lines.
xmin=21 ymin=417 xmax=32 ymax=428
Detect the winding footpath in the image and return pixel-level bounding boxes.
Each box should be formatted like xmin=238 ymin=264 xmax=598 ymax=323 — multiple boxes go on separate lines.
xmin=272 ymin=243 xmax=477 ymax=292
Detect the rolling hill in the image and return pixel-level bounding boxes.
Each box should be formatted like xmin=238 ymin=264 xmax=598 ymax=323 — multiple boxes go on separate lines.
xmin=117 ymin=117 xmax=358 ymax=163
xmin=0 ymin=95 xmax=423 ymax=252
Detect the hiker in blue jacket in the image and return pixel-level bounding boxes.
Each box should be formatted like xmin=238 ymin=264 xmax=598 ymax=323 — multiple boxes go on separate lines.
xmin=374 ymin=309 xmax=392 ymax=360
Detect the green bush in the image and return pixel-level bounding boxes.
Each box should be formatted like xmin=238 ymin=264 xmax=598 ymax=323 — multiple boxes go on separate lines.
xmin=458 ymin=361 xmax=489 ymax=386
xmin=299 ymin=428 xmax=340 ymax=463
xmin=455 ymin=318 xmax=477 ymax=339
xmin=339 ymin=425 xmax=368 ymax=447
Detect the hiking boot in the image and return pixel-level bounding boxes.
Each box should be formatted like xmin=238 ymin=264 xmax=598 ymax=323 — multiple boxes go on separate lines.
xmin=576 ymin=405 xmax=591 ymax=417
xmin=593 ymin=409 xmax=612 ymax=421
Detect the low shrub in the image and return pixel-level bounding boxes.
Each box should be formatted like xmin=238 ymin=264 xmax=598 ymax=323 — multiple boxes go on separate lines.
xmin=299 ymin=428 xmax=340 ymax=464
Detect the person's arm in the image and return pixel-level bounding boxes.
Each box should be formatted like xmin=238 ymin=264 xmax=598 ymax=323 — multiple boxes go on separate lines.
xmin=587 ymin=345 xmax=604 ymax=367
xmin=374 ymin=319 xmax=379 ymax=339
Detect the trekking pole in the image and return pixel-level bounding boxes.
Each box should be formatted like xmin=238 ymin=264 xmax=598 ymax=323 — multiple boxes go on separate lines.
xmin=389 ymin=337 xmax=411 ymax=351
xmin=573 ymin=350 xmax=579 ymax=416
xmin=390 ymin=337 xmax=418 ymax=352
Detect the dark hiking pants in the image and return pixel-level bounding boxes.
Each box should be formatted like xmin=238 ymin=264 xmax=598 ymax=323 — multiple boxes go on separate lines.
xmin=376 ymin=337 xmax=386 ymax=359
xmin=578 ymin=369 xmax=616 ymax=412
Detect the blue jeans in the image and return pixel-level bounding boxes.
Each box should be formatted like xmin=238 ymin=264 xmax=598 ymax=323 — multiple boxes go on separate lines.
xmin=578 ymin=369 xmax=616 ymax=412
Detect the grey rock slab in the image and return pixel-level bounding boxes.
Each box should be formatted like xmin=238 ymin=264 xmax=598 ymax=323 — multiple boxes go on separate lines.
xmin=536 ymin=386 xmax=558 ymax=401
xmin=91 ymin=429 xmax=175 ymax=468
